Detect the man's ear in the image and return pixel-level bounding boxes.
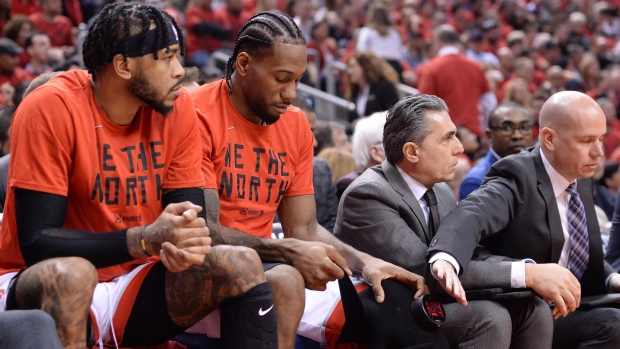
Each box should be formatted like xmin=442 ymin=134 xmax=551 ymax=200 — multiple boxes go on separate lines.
xmin=539 ymin=127 xmax=555 ymax=151
xmin=112 ymin=54 xmax=132 ymax=81
xmin=402 ymin=142 xmax=420 ymax=164
xmin=368 ymin=144 xmax=384 ymax=163
xmin=235 ymin=52 xmax=252 ymax=77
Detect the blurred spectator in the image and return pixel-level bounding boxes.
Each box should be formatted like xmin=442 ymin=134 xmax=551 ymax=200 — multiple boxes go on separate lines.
xmin=0 ymin=105 xmax=14 ymax=157
xmin=184 ymin=0 xmax=231 ymax=67
xmin=448 ymin=156 xmax=471 ymax=201
xmin=313 ymin=120 xmax=351 ymax=155
xmin=578 ymin=53 xmax=601 ymax=92
xmin=502 ymin=77 xmax=531 ymax=106
xmin=459 ymin=102 xmax=533 ymax=200
xmin=593 ymin=159 xmax=617 ymax=220
xmin=466 ymin=30 xmax=499 ymax=68
xmin=29 ymin=0 xmax=74 ymax=51
xmin=179 ymin=66 xmax=201 ymax=91
xmin=345 ymin=51 xmax=399 ymax=123
xmin=481 ymin=19 xmax=505 ymax=55
xmin=540 ymin=65 xmax=566 ymax=95
xmin=497 ymin=56 xmax=537 ymax=102
xmin=0 ymin=39 xmax=31 ymax=90
xmin=600 ymin=160 xmax=620 ymax=197
xmin=356 ymin=3 xmax=404 ymax=79
xmin=307 ymin=20 xmax=336 ymax=89
xmin=592 ymin=35 xmax=612 ymax=70
xmin=24 ymin=31 xmax=52 ymax=79
xmin=317 ymin=147 xmax=355 ymax=182
xmin=403 ymin=30 xmax=427 ymax=69
xmin=528 ymin=90 xmax=551 ymax=139
xmin=456 ymin=124 xmax=480 ymax=165
xmin=337 ymin=110 xmax=387 ymax=198
xmin=598 ymin=97 xmax=620 ymax=159
xmin=417 ymin=24 xmax=496 ymax=137
xmin=291 ymin=0 xmax=313 ymax=42
xmin=3 ymin=15 xmax=34 ymax=68
xmin=215 ymin=0 xmax=254 ymax=48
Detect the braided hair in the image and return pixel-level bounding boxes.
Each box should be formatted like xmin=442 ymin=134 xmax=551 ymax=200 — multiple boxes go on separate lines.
xmin=83 ymin=2 xmax=185 ymax=79
xmin=224 ymin=11 xmax=305 ymax=90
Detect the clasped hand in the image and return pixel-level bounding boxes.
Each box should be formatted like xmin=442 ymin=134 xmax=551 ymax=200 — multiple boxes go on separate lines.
xmin=144 ymin=201 xmax=211 ymax=272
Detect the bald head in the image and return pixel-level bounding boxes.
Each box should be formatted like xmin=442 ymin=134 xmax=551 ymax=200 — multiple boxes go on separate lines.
xmin=539 ymin=91 xmax=603 ymax=132
xmin=539 ymin=91 xmax=606 ymax=181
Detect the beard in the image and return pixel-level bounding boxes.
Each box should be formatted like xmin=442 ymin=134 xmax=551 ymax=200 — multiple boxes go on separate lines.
xmin=128 ymin=71 xmax=178 ymax=116
xmin=250 ymin=96 xmax=285 ymax=125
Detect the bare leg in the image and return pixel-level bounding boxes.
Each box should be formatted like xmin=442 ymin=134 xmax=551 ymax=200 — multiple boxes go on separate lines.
xmin=265 ymin=264 xmax=304 ymax=349
xmin=15 ymin=257 xmax=98 ymax=349
xmin=164 ymin=245 xmax=266 ymax=326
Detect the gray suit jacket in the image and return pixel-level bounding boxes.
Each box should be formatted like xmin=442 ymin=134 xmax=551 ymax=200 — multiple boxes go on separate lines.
xmin=429 ymin=147 xmax=614 ymax=297
xmin=334 ymin=160 xmax=512 ymax=294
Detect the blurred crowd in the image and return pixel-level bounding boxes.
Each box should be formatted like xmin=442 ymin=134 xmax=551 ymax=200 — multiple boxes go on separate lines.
xmin=3 ymin=0 xmax=620 ymax=237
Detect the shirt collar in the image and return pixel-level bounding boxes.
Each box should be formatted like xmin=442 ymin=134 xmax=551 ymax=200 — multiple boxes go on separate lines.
xmin=437 ymin=46 xmax=460 ymax=56
xmin=540 ymin=150 xmax=573 ymax=197
xmin=396 ymin=165 xmax=429 ymax=201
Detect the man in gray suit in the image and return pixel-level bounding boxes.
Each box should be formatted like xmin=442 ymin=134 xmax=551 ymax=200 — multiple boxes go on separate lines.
xmin=334 ymin=94 xmax=553 ymax=348
xmin=429 ymin=91 xmax=620 ymax=348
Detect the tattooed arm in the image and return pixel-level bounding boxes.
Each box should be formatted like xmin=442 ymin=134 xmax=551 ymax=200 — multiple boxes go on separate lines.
xmin=204 ymin=189 xmax=426 ymax=296
xmin=15 ymin=188 xmax=209 ymax=272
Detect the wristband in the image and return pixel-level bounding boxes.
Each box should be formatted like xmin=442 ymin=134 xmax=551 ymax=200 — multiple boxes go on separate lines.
xmin=141 ymin=225 xmax=150 ymax=256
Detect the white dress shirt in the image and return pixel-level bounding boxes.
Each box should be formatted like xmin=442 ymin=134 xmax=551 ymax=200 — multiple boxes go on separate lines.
xmin=396 ymin=166 xmax=461 ymax=274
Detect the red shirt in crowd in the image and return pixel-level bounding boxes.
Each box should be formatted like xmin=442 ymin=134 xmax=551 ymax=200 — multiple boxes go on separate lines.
xmin=184 ymin=5 xmax=227 ymax=58
xmin=29 ymin=12 xmax=74 ymax=47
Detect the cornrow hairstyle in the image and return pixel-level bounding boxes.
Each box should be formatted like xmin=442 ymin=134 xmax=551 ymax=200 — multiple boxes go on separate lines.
xmin=224 ymin=11 xmax=306 ymax=91
xmin=83 ymin=2 xmax=185 ymax=80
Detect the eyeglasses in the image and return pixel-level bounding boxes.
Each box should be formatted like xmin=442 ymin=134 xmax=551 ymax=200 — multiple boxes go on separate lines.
xmin=489 ymin=123 xmax=533 ymax=135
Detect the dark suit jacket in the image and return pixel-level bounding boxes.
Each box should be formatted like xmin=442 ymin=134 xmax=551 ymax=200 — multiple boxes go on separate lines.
xmin=334 ymin=160 xmax=512 ymax=294
xmin=348 ymin=79 xmax=399 ymax=122
xmin=429 ymin=147 xmax=613 ymax=297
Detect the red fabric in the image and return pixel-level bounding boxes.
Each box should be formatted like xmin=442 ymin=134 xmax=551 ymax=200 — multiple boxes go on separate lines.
xmin=214 ymin=7 xmax=253 ymax=47
xmin=184 ymin=5 xmax=226 ymax=58
xmin=307 ymin=39 xmax=336 ymax=72
xmin=324 ymin=283 xmax=370 ymax=349
xmin=10 ymin=0 xmax=39 ymax=17
xmin=62 ymin=0 xmax=82 ymax=25
xmin=0 ymin=67 xmax=33 ymax=86
xmin=191 ymin=80 xmax=315 ymax=238
xmin=417 ymin=54 xmax=490 ymax=136
xmin=29 ymin=12 xmax=74 ymax=47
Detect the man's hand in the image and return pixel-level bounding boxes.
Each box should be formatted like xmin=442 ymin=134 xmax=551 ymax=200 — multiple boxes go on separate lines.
xmin=431 ymin=259 xmax=467 ymax=306
xmin=361 ymin=257 xmax=428 ymax=303
xmin=146 ymin=201 xmax=211 ymax=272
xmin=525 ymin=263 xmax=580 ymax=320
xmin=284 ymin=239 xmax=352 ymax=291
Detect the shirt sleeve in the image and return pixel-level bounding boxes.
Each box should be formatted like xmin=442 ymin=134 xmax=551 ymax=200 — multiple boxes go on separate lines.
xmin=9 ymin=88 xmax=74 ymax=196
xmin=196 ymin=107 xmax=218 ymax=190
xmin=161 ymin=93 xmax=204 ymax=189
xmin=285 ymin=112 xmax=314 ymax=197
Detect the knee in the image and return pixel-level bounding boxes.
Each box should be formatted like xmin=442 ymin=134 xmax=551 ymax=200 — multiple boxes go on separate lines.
xmin=265 ymin=264 xmax=304 ymax=302
xmin=205 ymin=245 xmax=265 ymax=285
xmin=590 ymin=308 xmax=620 ymax=342
xmin=529 ymin=297 xmax=554 ymax=331
xmin=50 ymin=257 xmax=98 ymax=292
xmin=17 ymin=257 xmax=97 ymax=308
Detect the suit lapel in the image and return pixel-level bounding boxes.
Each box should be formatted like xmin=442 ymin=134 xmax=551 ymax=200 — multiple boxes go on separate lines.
xmin=381 ymin=161 xmax=430 ymax=243
xmin=578 ymin=178 xmax=604 ymax=283
xmin=533 ymin=148 xmax=565 ymax=262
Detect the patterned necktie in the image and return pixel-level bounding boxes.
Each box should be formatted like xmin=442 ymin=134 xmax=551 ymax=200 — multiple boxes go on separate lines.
xmin=565 ymin=182 xmax=589 ymax=280
xmin=423 ymin=189 xmax=439 ymax=239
